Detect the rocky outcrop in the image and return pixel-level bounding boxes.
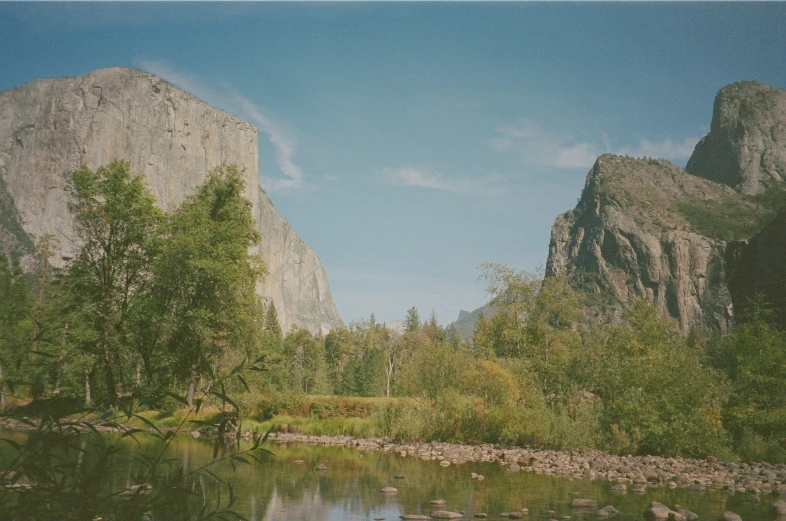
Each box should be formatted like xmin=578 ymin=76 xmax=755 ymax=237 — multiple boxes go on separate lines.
xmin=545 ymin=155 xmax=765 ymax=334
xmin=687 ymin=81 xmax=786 ymax=195
xmin=726 ymin=210 xmax=786 ymax=327
xmin=0 ymin=67 xmax=342 ymax=334
xmin=547 ymin=81 xmax=786 ymax=334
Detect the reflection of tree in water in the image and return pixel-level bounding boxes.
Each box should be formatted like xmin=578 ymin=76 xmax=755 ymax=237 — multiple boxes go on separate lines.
xmin=116 ymin=437 xmax=763 ymax=521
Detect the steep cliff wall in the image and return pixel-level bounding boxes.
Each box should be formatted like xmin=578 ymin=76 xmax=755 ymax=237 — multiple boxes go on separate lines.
xmin=0 ymin=67 xmax=343 ymax=334
xmin=545 ymin=155 xmax=772 ymax=334
xmin=687 ymin=81 xmax=786 ymax=195
xmin=256 ymin=187 xmax=342 ymax=334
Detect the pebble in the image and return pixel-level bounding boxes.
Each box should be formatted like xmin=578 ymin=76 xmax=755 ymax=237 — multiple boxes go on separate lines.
xmin=266 ymin=433 xmax=786 ymax=493
xmin=381 ymin=487 xmax=398 ymax=493
xmin=431 ymin=511 xmax=463 ymax=519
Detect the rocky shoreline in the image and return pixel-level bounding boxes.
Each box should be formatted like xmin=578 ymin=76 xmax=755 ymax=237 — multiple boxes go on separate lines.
xmin=266 ymin=432 xmax=786 ymax=496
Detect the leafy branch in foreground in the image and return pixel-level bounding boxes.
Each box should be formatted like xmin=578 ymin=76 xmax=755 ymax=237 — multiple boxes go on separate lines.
xmin=0 ymin=355 xmax=271 ymax=521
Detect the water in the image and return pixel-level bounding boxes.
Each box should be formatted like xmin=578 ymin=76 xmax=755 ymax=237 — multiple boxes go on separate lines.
xmin=123 ymin=436 xmax=780 ymax=521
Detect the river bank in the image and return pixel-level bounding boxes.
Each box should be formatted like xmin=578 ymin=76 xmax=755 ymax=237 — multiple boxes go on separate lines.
xmin=265 ymin=432 xmax=786 ymax=496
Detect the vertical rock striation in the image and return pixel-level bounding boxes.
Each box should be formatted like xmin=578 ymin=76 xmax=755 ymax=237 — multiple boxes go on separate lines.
xmin=0 ymin=67 xmax=343 ymax=334
xmin=547 ymin=81 xmax=786 ymax=334
xmin=546 ymin=155 xmax=738 ymax=334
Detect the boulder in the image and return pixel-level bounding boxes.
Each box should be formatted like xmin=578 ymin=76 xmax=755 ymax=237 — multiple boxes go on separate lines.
xmin=597 ymin=506 xmax=619 ymax=517
xmin=644 ymin=502 xmax=674 ymax=520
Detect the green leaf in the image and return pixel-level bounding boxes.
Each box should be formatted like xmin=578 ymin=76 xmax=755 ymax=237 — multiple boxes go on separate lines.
xmin=133 ymin=413 xmax=163 ymax=437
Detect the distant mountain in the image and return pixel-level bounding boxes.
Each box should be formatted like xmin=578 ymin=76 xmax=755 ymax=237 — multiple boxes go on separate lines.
xmin=449 ymin=302 xmax=496 ymax=340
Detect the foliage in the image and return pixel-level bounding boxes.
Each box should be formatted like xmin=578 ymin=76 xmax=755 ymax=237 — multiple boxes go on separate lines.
xmin=63 ymin=160 xmax=163 ymax=398
xmin=0 ymin=358 xmax=271 ymax=521
xmin=147 ymin=164 xmax=265 ymax=404
xmin=574 ymin=301 xmax=729 ymax=457
xmin=676 ymin=186 xmax=786 ymax=241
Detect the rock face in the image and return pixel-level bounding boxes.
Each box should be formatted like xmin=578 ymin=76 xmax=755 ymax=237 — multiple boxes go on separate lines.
xmin=0 ymin=67 xmax=342 ymax=334
xmin=726 ymin=209 xmax=786 ymax=327
xmin=687 ymin=81 xmax=786 ymax=195
xmin=547 ymin=81 xmax=786 ymax=334
xmin=546 ymin=155 xmax=753 ymax=333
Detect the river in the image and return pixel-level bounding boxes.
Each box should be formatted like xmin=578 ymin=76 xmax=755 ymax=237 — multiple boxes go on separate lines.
xmin=107 ymin=435 xmax=781 ymax=521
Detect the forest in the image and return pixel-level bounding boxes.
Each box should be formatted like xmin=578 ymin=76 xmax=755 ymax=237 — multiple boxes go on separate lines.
xmin=1 ymin=161 xmax=785 ymax=465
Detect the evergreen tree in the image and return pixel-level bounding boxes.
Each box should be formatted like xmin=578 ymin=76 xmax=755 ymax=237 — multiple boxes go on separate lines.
xmin=404 ymin=306 xmax=421 ymax=333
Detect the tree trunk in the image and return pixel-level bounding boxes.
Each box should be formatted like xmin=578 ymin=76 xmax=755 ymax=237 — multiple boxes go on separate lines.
xmin=102 ymin=313 xmax=116 ymax=398
xmin=187 ymin=365 xmax=197 ymax=407
xmin=85 ymin=370 xmax=92 ymax=404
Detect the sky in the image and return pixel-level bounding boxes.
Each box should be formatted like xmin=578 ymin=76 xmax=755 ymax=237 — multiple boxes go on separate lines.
xmin=2 ymin=2 xmax=786 ymax=326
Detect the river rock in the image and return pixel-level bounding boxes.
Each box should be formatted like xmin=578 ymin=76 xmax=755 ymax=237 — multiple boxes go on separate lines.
xmin=431 ymin=512 xmax=463 ymax=519
xmin=597 ymin=506 xmax=619 ymax=517
xmin=431 ymin=500 xmax=447 ymax=506
xmin=644 ymin=501 xmax=674 ymax=520
xmin=381 ymin=487 xmax=398 ymax=493
xmin=401 ymin=516 xmax=430 ymax=520
xmin=774 ymin=501 xmax=786 ymax=515
xmin=572 ymin=499 xmax=598 ymax=509
xmin=720 ymin=512 xmax=741 ymax=521
xmin=677 ymin=509 xmax=698 ymax=521
xmin=315 ymin=464 xmax=328 ymax=471
xmin=440 ymin=460 xmax=451 ymax=467
xmin=501 ymin=514 xmax=523 ymax=519
xmin=475 ymin=515 xmax=487 ymax=518
xmin=611 ymin=484 xmax=627 ymax=493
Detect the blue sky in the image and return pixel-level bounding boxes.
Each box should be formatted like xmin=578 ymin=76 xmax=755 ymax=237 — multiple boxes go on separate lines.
xmin=2 ymin=2 xmax=786 ymax=325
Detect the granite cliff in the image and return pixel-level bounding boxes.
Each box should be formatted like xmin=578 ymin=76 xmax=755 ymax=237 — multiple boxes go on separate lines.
xmin=687 ymin=81 xmax=786 ymax=195
xmin=0 ymin=67 xmax=343 ymax=334
xmin=546 ymin=82 xmax=786 ymax=334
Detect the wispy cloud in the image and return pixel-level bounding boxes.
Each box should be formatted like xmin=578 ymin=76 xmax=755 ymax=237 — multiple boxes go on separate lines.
xmin=617 ymin=136 xmax=701 ymax=160
xmin=231 ymin=92 xmax=308 ymax=191
xmin=491 ymin=122 xmax=701 ymax=168
xmin=134 ymin=58 xmax=309 ymax=192
xmin=381 ymin=166 xmax=484 ymax=194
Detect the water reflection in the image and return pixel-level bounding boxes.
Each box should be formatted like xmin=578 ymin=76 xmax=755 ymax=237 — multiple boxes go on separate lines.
xmin=4 ymin=430 xmax=783 ymax=521
xmin=137 ymin=437 xmax=781 ymax=521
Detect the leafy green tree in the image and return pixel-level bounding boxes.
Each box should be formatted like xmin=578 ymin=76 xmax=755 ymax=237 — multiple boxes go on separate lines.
xmin=713 ymin=296 xmax=786 ymax=449
xmin=150 ymin=164 xmax=265 ymax=405
xmin=62 ymin=160 xmax=162 ymax=398
xmin=479 ymin=262 xmax=582 ymax=393
xmin=284 ymin=326 xmax=329 ymax=394
xmin=0 ymin=256 xmax=34 ymax=403
xmin=575 ymin=301 xmax=729 ymax=456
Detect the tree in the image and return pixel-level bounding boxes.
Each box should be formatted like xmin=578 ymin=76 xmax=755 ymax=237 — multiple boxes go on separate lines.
xmin=575 ymin=301 xmax=729 ymax=456
xmin=64 ymin=160 xmax=162 ymax=398
xmin=284 ymin=326 xmax=328 ymax=394
xmin=0 ymin=256 xmax=34 ymax=403
xmin=404 ymin=306 xmax=421 ymax=333
xmin=150 ymin=164 xmax=265 ymax=405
